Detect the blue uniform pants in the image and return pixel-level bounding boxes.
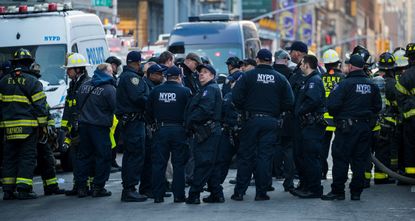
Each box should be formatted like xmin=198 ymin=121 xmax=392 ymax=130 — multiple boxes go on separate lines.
xmin=77 ymin=124 xmax=112 ymax=187
xmin=139 ymin=128 xmax=153 ymax=194
xmin=152 ymin=126 xmax=189 ymax=199
xmin=234 ymin=117 xmax=278 ymax=196
xmin=331 ymin=121 xmax=371 ymax=195
xmin=121 ymin=119 xmax=146 ymax=189
xmin=216 ymin=129 xmax=239 ymax=184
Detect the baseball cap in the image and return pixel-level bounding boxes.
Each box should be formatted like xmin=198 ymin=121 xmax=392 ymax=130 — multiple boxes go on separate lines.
xmin=147 ymin=64 xmax=167 ymax=75
xmin=256 ymin=49 xmax=273 ymax=62
xmin=127 ymin=51 xmax=141 ymax=63
xmin=286 ymin=41 xmax=308 ymax=53
xmin=345 ymin=54 xmax=365 ymax=68
xmin=196 ymin=64 xmax=216 ymax=75
xmin=186 ymin=52 xmax=202 ymax=65
xmin=165 ymin=65 xmax=182 ymax=77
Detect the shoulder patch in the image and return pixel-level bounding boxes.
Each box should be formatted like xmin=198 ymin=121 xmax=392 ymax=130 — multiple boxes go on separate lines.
xmin=202 ymin=89 xmax=208 ymax=97
xmin=309 ymin=82 xmax=315 ymax=89
xmin=131 ymin=77 xmax=140 ymax=85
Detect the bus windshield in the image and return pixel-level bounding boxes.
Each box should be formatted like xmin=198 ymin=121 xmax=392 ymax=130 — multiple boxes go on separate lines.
xmin=0 ymin=45 xmax=67 ymax=85
xmin=184 ymin=44 xmax=243 ymax=75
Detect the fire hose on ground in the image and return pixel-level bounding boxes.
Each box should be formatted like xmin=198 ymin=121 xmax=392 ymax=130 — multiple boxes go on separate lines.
xmin=371 ymin=154 xmax=415 ymax=185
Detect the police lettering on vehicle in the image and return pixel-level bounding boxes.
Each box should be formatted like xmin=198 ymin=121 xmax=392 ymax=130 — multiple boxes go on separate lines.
xmin=43 ymin=36 xmax=61 ymax=41
xmin=159 ymin=92 xmax=177 ymax=103
xmin=356 ymin=84 xmax=372 ymax=94
xmin=86 ymin=47 xmax=105 ymax=65
xmin=257 ymin=74 xmax=275 ymax=84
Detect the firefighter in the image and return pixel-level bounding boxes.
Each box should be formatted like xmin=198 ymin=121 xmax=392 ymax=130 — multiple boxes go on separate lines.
xmin=395 ymin=43 xmax=415 ymax=179
xmin=321 ymin=49 xmax=345 ymax=179
xmin=0 ymin=48 xmax=49 ymax=200
xmin=60 ymin=53 xmax=92 ymax=196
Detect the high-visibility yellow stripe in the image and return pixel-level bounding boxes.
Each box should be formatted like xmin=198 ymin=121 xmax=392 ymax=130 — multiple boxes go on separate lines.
xmin=67 ymin=99 xmax=77 ymax=107
xmin=372 ymin=124 xmax=381 ymax=131
xmin=325 ymin=91 xmax=330 ymax=98
xmin=2 ymin=177 xmax=16 ymax=185
xmin=16 ymin=177 xmax=33 ymax=186
xmin=405 ymin=167 xmax=415 ymax=174
xmin=48 ymin=119 xmax=55 ymax=126
xmin=374 ymin=172 xmax=388 ymax=179
xmin=0 ymin=119 xmax=38 ymax=127
xmin=0 ymin=95 xmax=30 ymax=104
xmin=391 ymin=159 xmax=398 ymax=165
xmin=384 ymin=117 xmax=397 ymax=124
xmin=326 ymin=126 xmax=336 ymax=131
xmin=64 ymin=137 xmax=72 ymax=145
xmin=6 ymin=134 xmax=30 ymax=140
xmin=61 ymin=120 xmax=69 ymax=127
xmin=37 ymin=116 xmax=47 ymax=124
xmin=365 ymin=172 xmax=372 ymax=179
xmin=44 ymin=177 xmax=58 ymax=186
xmin=395 ymin=81 xmax=411 ymax=95
xmin=87 ymin=177 xmax=94 ymax=187
xmin=31 ymin=91 xmax=46 ymax=102
xmin=385 ymin=99 xmax=398 ymax=107
xmin=110 ymin=116 xmax=118 ymax=149
xmin=324 ymin=112 xmax=333 ymax=119
xmin=403 ymin=109 xmax=415 ymax=119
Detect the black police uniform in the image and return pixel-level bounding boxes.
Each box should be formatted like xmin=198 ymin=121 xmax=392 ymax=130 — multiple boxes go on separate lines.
xmin=273 ymin=63 xmax=293 ymax=80
xmin=293 ymin=70 xmax=326 ymax=197
xmin=321 ymin=68 xmax=344 ymax=179
xmin=0 ymin=66 xmax=48 ymax=198
xmin=179 ymin=63 xmax=200 ymax=94
xmin=232 ymin=64 xmax=294 ymax=199
xmin=76 ymin=69 xmax=116 ymax=196
xmin=147 ymin=80 xmax=191 ymax=201
xmin=184 ymin=79 xmax=223 ymax=202
xmin=222 ymin=69 xmax=243 ymax=96
xmin=326 ymin=69 xmax=382 ymax=197
xmin=396 ymin=65 xmax=415 ymax=178
xmin=116 ymin=66 xmax=149 ymax=201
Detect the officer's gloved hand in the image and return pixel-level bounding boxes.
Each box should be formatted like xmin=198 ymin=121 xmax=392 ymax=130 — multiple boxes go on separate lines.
xmin=47 ymin=126 xmax=58 ymax=139
xmin=38 ymin=126 xmax=49 ymax=144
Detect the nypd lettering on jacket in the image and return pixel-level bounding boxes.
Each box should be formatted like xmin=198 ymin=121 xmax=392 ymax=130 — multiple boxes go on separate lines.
xmin=257 ymin=74 xmax=275 ymax=84
xmin=159 ymin=92 xmax=177 ymax=103
xmin=356 ymin=84 xmax=372 ymax=94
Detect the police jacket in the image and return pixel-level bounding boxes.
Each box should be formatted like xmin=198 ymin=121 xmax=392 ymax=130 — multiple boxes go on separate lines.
xmin=273 ymin=63 xmax=293 ymax=80
xmin=232 ymin=64 xmax=294 ymax=116
xmin=61 ymin=73 xmax=90 ymax=132
xmin=222 ymin=92 xmax=239 ymax=128
xmin=289 ymin=66 xmax=306 ymax=97
xmin=179 ymin=62 xmax=200 ymax=94
xmin=322 ymin=68 xmax=345 ymax=130
xmin=115 ymin=66 xmax=149 ymax=115
xmin=327 ymin=70 xmax=382 ymax=120
xmin=147 ymin=81 xmax=191 ymax=124
xmin=0 ymin=68 xmax=48 ymax=140
xmin=184 ymin=79 xmax=222 ymax=129
xmin=294 ymin=70 xmax=325 ymax=117
xmin=395 ymin=65 xmax=415 ymax=119
xmin=77 ymin=69 xmax=116 ymax=127
xmin=143 ymin=77 xmax=160 ymax=91
xmin=222 ymin=69 xmax=244 ymax=96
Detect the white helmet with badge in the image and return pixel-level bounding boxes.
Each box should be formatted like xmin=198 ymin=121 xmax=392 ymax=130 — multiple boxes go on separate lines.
xmin=322 ymin=49 xmax=340 ymax=64
xmin=62 ymin=53 xmax=91 ymax=68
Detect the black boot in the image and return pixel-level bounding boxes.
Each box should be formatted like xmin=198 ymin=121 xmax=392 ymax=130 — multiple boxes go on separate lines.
xmin=16 ymin=190 xmax=37 ymax=200
xmin=230 ymin=193 xmax=244 ymax=201
xmin=77 ymin=186 xmax=88 ymax=198
xmin=121 ymin=188 xmax=147 ymax=202
xmin=3 ymin=191 xmax=16 ymax=200
xmin=65 ymin=184 xmax=78 ymax=196
xmin=92 ymin=186 xmax=112 ymax=197
xmin=202 ymin=194 xmax=225 ymax=203
xmin=44 ymin=185 xmax=65 ymax=196
xmin=185 ymin=193 xmax=200 ymax=204
xmin=321 ymin=191 xmax=345 ymax=201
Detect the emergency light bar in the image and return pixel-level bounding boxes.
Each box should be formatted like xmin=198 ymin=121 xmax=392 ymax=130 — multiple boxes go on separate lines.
xmin=0 ymin=2 xmax=72 ymax=15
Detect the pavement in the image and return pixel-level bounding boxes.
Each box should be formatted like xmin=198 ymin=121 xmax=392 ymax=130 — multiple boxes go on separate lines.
xmin=0 ymin=154 xmax=414 ymax=221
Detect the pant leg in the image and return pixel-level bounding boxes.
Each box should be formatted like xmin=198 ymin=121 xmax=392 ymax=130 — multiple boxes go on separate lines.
xmin=234 ymin=119 xmax=258 ymax=195
xmin=350 ymin=122 xmax=372 ymax=195
xmin=151 ymin=128 xmax=170 ymax=198
xmin=403 ymin=118 xmax=415 ymax=177
xmin=282 ymin=139 xmax=295 ymax=189
xmin=374 ymin=125 xmax=392 ymax=181
xmin=206 ymin=128 xmax=224 ymax=196
xmin=139 ymin=129 xmax=153 ymax=194
xmin=301 ymin=124 xmax=324 ymax=194
xmin=255 ymin=117 xmax=277 ymax=196
xmin=331 ymin=129 xmax=353 ymax=194
xmin=121 ymin=119 xmax=146 ymax=189
xmin=16 ymin=131 xmax=38 ymax=191
xmin=321 ymin=131 xmax=333 ymax=178
xmin=292 ymin=118 xmax=305 ymax=187
xmin=90 ymin=125 xmax=112 ymax=187
xmin=170 ymin=127 xmax=189 ymax=199
xmin=2 ymin=139 xmax=19 ymax=191
xmin=76 ymin=125 xmax=94 ymax=187
xmin=37 ymin=142 xmax=59 ymax=187
xmin=185 ymin=140 xmax=194 ymax=184
xmin=216 ymin=129 xmax=237 ymax=184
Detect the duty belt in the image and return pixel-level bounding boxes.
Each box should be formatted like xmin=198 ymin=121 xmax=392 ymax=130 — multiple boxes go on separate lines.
xmin=156 ymin=122 xmax=184 ymax=127
xmin=247 ymin=112 xmax=275 ymax=119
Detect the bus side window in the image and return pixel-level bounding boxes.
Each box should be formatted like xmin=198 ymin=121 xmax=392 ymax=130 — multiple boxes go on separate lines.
xmin=71 ymin=43 xmax=78 ymax=53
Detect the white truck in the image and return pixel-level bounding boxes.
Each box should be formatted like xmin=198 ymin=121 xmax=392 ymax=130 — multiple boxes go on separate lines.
xmin=0 ymin=2 xmax=110 ymax=170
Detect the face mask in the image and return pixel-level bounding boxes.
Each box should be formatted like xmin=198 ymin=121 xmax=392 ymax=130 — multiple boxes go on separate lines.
xmin=116 ymin=65 xmax=123 ymax=75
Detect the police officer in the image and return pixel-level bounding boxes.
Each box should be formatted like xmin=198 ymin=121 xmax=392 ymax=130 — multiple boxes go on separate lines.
xmin=147 ymin=65 xmax=191 ymax=203
xmin=0 ymin=48 xmax=49 ymax=200
xmin=76 ymin=63 xmax=116 ymax=197
xmin=395 ymin=43 xmax=415 ymax=179
xmin=272 ymin=49 xmax=295 ymax=191
xmin=321 ymin=49 xmax=345 ymax=180
xmin=222 ymin=56 xmax=243 ymax=95
xmin=61 ymin=53 xmax=92 ymax=196
xmin=372 ymin=52 xmax=398 ymax=184
xmin=322 ymin=54 xmax=382 ymax=201
xmin=140 ymin=63 xmax=166 ymax=198
xmin=231 ymin=49 xmax=294 ymax=201
xmin=184 ymin=64 xmax=223 ymax=204
xmin=105 ymin=56 xmax=122 ymax=80
xmin=290 ymin=55 xmax=326 ymax=198
xmin=116 ymin=51 xmax=149 ymax=202
xmin=178 ymin=52 xmax=202 ymax=94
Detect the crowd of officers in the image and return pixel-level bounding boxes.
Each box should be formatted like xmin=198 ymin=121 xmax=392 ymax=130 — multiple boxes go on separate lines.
xmin=0 ymin=40 xmax=414 ymax=204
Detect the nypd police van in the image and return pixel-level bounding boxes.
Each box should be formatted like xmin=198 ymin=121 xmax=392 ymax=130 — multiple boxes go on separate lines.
xmin=0 ymin=2 xmax=109 ymax=128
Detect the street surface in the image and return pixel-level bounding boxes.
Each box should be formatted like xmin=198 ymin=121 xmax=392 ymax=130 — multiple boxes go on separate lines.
xmin=0 ymin=154 xmax=414 ymax=221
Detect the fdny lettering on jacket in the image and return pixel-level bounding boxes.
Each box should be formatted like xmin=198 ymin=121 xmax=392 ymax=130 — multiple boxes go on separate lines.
xmin=80 ymin=85 xmax=104 ymax=95
xmin=257 ymin=74 xmax=275 ymax=84
xmin=159 ymin=92 xmax=177 ymax=103
xmin=356 ymin=84 xmax=372 ymax=94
